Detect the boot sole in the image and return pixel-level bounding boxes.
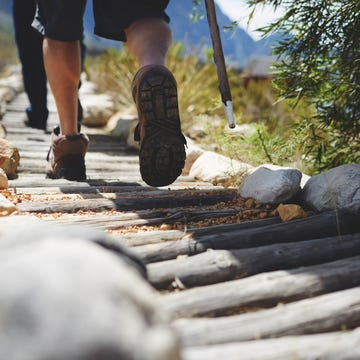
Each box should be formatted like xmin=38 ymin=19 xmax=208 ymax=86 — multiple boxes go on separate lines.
xmin=137 ymin=71 xmax=186 ymax=187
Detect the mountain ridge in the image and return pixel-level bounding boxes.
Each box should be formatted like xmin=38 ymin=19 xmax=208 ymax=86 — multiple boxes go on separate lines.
xmin=0 ymin=0 xmax=279 ymax=69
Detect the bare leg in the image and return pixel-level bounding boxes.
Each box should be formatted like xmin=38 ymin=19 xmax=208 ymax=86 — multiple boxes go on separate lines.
xmin=125 ymin=18 xmax=186 ymax=187
xmin=125 ymin=18 xmax=172 ymax=67
xmin=43 ymin=38 xmax=81 ymax=136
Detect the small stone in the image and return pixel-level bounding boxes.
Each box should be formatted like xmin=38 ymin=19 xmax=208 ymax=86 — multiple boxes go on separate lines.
xmin=276 ymin=203 xmax=307 ymax=222
xmin=0 ymin=193 xmax=17 ymax=216
xmin=245 ymin=198 xmax=255 ymax=208
xmin=0 ymin=138 xmax=20 ymax=178
xmin=0 ymin=168 xmax=8 ymax=189
xmin=160 ymin=223 xmax=172 ymax=231
xmin=106 ymin=111 xmax=138 ymax=140
xmin=0 ymin=124 xmax=6 ymax=138
xmin=81 ymin=93 xmax=114 ymax=127
xmin=239 ymin=166 xmax=302 ymax=205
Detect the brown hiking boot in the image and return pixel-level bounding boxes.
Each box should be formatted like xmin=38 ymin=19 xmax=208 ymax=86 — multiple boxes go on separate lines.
xmin=46 ymin=126 xmax=89 ymax=181
xmin=132 ymin=65 xmax=187 ymax=187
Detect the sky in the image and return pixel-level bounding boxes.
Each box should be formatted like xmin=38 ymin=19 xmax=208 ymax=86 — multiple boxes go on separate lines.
xmin=215 ymin=0 xmax=285 ymax=40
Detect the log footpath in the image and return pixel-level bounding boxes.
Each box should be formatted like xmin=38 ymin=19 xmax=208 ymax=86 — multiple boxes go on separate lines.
xmin=1 ymin=90 xmax=360 ymax=359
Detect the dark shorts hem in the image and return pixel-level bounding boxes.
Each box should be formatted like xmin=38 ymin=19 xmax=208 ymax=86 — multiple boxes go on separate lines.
xmin=32 ymin=0 xmax=170 ymax=43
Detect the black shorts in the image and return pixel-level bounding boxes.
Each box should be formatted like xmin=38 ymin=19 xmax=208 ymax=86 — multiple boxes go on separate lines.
xmin=32 ymin=0 xmax=170 ymax=42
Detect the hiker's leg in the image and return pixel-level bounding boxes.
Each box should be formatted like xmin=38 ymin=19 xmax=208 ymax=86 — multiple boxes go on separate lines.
xmin=32 ymin=0 xmax=88 ymax=181
xmin=125 ymin=18 xmax=172 ymax=67
xmin=13 ymin=0 xmax=48 ymax=130
xmin=32 ymin=0 xmax=86 ymax=136
xmin=43 ymin=38 xmax=81 ymax=136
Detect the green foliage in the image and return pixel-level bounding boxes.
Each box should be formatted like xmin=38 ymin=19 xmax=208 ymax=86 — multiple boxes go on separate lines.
xmin=248 ymin=0 xmax=360 ymax=171
xmin=86 ymin=42 xmax=317 ymax=175
xmin=0 ymin=12 xmax=18 ymax=72
xmin=86 ymin=42 xmax=221 ymax=128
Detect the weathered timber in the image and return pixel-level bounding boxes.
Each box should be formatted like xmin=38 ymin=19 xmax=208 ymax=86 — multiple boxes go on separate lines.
xmin=119 ymin=230 xmax=186 ymax=247
xmin=120 ymin=217 xmax=280 ymax=247
xmin=9 ymin=178 xmax=142 ymax=189
xmin=173 ymin=286 xmax=360 ymax=346
xmin=147 ymin=233 xmax=360 ymax=289
xmin=182 ymin=329 xmax=360 ymax=360
xmin=190 ymin=208 xmax=359 ymax=250
xmin=132 ymin=217 xmax=281 ymax=262
xmin=9 ymin=182 xmax=221 ymax=194
xmin=16 ymin=191 xmax=237 ymax=213
xmin=135 ymin=209 xmax=359 ymax=263
xmin=49 ymin=208 xmax=246 ymax=231
xmin=158 ymin=256 xmax=360 ymax=318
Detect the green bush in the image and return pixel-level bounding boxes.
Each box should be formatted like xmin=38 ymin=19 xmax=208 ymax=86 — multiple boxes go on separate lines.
xmin=86 ymin=42 xmax=325 ymax=177
xmin=248 ymin=0 xmax=360 ymax=171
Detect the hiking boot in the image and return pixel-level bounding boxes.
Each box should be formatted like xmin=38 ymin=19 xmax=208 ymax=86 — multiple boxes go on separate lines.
xmin=46 ymin=126 xmax=89 ymax=181
xmin=132 ymin=65 xmax=187 ymax=187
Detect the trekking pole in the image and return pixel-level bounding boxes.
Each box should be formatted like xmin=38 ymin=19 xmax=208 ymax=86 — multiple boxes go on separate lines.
xmin=205 ymin=0 xmax=235 ymax=128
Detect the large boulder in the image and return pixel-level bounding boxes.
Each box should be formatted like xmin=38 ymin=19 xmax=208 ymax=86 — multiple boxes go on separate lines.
xmin=301 ymin=164 xmax=360 ymax=212
xmin=0 ymin=138 xmax=20 ymax=179
xmin=0 ymin=217 xmax=180 ymax=360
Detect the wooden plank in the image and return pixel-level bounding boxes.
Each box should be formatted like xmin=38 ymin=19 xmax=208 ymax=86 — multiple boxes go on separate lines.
xmin=159 ymin=256 xmax=360 ymax=318
xmin=173 ymin=286 xmax=360 ymax=346
xmin=147 ymin=233 xmax=360 ymax=289
xmin=182 ymin=330 xmax=360 ymax=360
xmin=134 ymin=209 xmax=359 ymax=263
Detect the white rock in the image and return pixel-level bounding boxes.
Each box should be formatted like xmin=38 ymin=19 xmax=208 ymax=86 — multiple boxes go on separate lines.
xmin=0 ymin=194 xmax=16 ymax=215
xmin=0 ymin=124 xmax=6 ymax=139
xmin=0 ymin=86 xmax=16 ymax=104
xmin=81 ymin=93 xmax=115 ymax=127
xmin=79 ymin=78 xmax=98 ymax=95
xmin=189 ymin=151 xmax=253 ymax=185
xmin=239 ymin=166 xmax=302 ymax=204
xmin=0 ymin=217 xmax=180 ymax=360
xmin=183 ymin=137 xmax=204 ymax=175
xmin=0 ymin=138 xmax=20 ymax=179
xmin=302 ymin=164 xmax=360 ymax=212
xmin=106 ymin=111 xmax=138 ymax=140
xmin=0 ymin=168 xmax=8 ymax=189
xmin=126 ymin=119 xmax=141 ymax=151
xmin=250 ymin=163 xmax=310 ymax=188
xmin=0 ymin=73 xmax=24 ymax=94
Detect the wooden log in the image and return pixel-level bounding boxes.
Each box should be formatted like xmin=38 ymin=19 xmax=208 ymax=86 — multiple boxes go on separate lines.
xmin=16 ymin=191 xmax=237 ymax=213
xmin=191 ymin=208 xmax=359 ymax=250
xmin=112 ymin=217 xmax=279 ymax=247
xmin=49 ymin=208 xmax=245 ymax=230
xmin=136 ymin=209 xmax=359 ymax=263
xmin=182 ymin=329 xmax=360 ymax=360
xmin=9 ymin=179 xmax=143 ymax=193
xmin=173 ymin=286 xmax=360 ymax=346
xmin=133 ymin=217 xmax=280 ymax=262
xmin=159 ymin=256 xmax=360 ymax=318
xmin=147 ymin=233 xmax=360 ymax=289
